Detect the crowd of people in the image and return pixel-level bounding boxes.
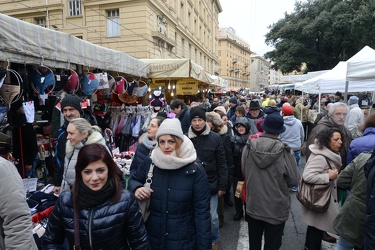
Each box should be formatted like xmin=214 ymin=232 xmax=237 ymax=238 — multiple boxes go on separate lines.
xmin=1 ymin=90 xmax=375 ymax=250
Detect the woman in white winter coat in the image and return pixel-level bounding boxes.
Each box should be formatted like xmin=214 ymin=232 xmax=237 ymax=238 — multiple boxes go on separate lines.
xmin=61 ymin=118 xmax=109 ymax=191
xmin=301 ymin=128 xmax=342 ymax=250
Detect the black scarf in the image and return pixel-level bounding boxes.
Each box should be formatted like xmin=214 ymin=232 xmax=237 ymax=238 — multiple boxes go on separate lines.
xmin=192 ymin=125 xmax=207 ymax=136
xmin=78 ymin=179 xmax=115 ymax=209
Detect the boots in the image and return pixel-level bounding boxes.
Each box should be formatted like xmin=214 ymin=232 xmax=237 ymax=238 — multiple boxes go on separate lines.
xmin=219 ymin=215 xmax=224 ymax=228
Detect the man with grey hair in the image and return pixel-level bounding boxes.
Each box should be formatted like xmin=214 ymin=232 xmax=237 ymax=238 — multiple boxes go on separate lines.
xmin=306 ymin=102 xmax=352 ymax=166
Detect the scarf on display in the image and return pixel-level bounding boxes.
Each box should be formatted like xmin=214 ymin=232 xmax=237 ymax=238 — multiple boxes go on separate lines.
xmin=151 ymin=135 xmax=197 ymax=170
xmin=78 ymin=179 xmax=115 ymax=209
xmin=142 ymin=135 xmax=157 ymax=151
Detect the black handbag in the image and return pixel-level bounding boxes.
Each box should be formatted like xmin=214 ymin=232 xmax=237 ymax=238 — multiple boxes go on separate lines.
xmin=296 ymin=159 xmax=333 ymax=213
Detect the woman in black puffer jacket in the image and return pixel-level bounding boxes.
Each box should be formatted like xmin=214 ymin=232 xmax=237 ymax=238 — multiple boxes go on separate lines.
xmin=231 ymin=117 xmax=251 ymax=221
xmin=42 ymin=144 xmax=150 ymax=250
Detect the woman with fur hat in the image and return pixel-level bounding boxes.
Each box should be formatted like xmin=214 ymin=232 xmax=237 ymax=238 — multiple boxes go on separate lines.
xmin=206 ymin=111 xmax=234 ymax=228
xmin=231 ymin=117 xmax=251 ymax=221
xmin=128 ymin=118 xmax=211 ymax=249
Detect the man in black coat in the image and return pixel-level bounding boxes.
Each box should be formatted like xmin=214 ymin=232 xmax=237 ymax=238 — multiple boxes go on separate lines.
xmin=187 ymin=106 xmax=228 ymax=250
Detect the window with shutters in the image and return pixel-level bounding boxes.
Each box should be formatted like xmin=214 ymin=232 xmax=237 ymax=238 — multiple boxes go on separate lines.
xmin=69 ymin=0 xmax=82 ymax=16
xmin=107 ymin=9 xmax=120 ymax=37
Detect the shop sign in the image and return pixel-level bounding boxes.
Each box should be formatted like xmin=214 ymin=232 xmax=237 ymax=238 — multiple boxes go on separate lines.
xmin=176 ymin=80 xmax=198 ymax=95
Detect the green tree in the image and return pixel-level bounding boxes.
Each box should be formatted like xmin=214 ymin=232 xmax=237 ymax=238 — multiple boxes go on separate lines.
xmin=264 ymin=0 xmax=375 ymax=74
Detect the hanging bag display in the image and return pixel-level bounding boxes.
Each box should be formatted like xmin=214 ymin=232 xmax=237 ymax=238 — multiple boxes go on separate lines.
xmin=80 ymin=73 xmax=99 ymax=96
xmin=95 ymin=72 xmax=109 ymax=90
xmin=64 ymin=70 xmax=80 ymax=94
xmin=138 ymin=163 xmax=154 ymax=222
xmin=296 ymin=159 xmax=333 ymax=213
xmin=0 ymin=68 xmax=23 ymax=106
xmin=30 ymin=65 xmax=55 ymax=94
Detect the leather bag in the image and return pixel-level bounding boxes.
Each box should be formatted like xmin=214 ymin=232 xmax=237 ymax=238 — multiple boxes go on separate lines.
xmin=138 ymin=163 xmax=154 ymax=222
xmin=296 ymin=159 xmax=333 ymax=213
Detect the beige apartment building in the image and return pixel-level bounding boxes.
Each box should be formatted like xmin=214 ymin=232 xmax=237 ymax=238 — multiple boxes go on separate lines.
xmin=249 ymin=54 xmax=270 ymax=92
xmin=1 ymin=0 xmax=222 ymax=74
xmin=218 ymin=27 xmax=252 ymax=90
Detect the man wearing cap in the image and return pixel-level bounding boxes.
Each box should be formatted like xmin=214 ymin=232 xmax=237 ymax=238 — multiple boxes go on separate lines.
xmin=188 ymin=106 xmax=228 ymax=250
xmin=241 ymin=113 xmax=299 ymax=249
xmin=280 ymin=105 xmax=304 ymax=191
xmin=53 ymin=94 xmax=98 ymax=194
xmin=345 ymin=95 xmax=364 ymax=139
xmin=246 ymin=100 xmax=265 ymax=135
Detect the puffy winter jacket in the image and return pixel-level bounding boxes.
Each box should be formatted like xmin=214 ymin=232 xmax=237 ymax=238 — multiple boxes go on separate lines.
xmin=347 ymin=127 xmax=375 ymax=164
xmin=128 ymin=157 xmax=211 ymax=250
xmin=42 ymin=190 xmax=150 ymax=250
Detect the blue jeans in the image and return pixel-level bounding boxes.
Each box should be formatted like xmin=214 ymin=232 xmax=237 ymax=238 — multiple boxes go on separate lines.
xmin=292 ymin=151 xmax=301 ymax=190
xmin=25 ymin=153 xmax=39 ymax=179
xmin=335 ymin=236 xmax=354 ymax=250
xmin=210 ymin=194 xmax=219 ymax=244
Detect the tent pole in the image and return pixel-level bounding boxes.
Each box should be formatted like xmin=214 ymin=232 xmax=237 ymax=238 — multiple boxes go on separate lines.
xmin=344 ymin=80 xmax=349 ymax=102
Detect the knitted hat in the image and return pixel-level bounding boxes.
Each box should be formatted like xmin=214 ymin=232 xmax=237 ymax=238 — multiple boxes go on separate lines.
xmin=348 ymin=96 xmax=359 ymax=106
xmin=261 ymin=114 xmax=286 ymax=134
xmin=156 ymin=118 xmax=184 ymax=141
xmin=60 ymin=94 xmax=82 ymax=114
xmin=190 ymin=106 xmax=206 ymax=122
xmin=229 ymin=97 xmax=238 ymax=104
xmin=282 ymin=105 xmax=294 ymax=116
xmin=206 ymin=111 xmax=223 ymax=126
xmin=249 ymin=100 xmax=261 ymax=110
xmin=213 ymin=105 xmax=227 ymax=114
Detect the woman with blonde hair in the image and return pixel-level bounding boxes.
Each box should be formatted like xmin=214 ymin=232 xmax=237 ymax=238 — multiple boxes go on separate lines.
xmin=60 ymin=118 xmax=109 ymax=192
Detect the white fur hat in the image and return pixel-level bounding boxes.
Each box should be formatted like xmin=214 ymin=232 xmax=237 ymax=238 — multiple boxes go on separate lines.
xmin=156 ymin=118 xmax=184 ymax=141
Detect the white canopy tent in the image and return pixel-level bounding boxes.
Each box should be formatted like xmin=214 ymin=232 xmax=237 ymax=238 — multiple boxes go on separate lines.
xmin=295 ymin=46 xmax=375 ymax=94
xmin=347 ymin=46 xmax=375 ymax=81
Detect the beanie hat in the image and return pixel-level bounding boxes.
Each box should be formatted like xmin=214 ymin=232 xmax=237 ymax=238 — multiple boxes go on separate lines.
xmin=60 ymin=94 xmax=82 ymax=114
xmin=249 ymin=100 xmax=261 ymax=110
xmin=156 ymin=118 xmax=184 ymax=141
xmin=206 ymin=111 xmax=223 ymax=126
xmin=190 ymin=106 xmax=206 ymax=122
xmin=282 ymin=105 xmax=294 ymax=116
xmin=229 ymin=97 xmax=237 ymax=104
xmin=213 ymin=105 xmax=227 ymax=114
xmin=348 ymin=96 xmax=359 ymax=106
xmin=261 ymin=114 xmax=286 ymax=134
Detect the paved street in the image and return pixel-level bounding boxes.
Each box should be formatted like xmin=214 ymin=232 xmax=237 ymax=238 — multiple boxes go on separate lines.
xmin=217 ymin=155 xmax=338 ymax=250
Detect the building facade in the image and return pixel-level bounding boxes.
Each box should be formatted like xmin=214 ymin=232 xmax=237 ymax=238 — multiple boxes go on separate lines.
xmin=249 ymin=54 xmax=270 ymax=92
xmin=269 ymin=68 xmax=283 ymax=85
xmin=1 ymin=0 xmax=222 ymax=74
xmin=218 ymin=27 xmax=252 ymax=90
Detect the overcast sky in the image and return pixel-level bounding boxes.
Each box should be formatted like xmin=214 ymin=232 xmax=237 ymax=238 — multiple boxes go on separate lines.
xmin=218 ymin=0 xmax=301 ymax=56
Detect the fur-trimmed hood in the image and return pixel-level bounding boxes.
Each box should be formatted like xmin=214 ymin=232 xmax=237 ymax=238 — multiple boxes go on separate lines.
xmin=187 ymin=123 xmax=211 ymax=139
xmin=66 ymin=130 xmax=107 ymax=159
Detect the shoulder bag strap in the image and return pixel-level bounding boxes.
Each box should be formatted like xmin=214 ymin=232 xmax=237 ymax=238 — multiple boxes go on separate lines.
xmin=144 ymin=163 xmax=154 ymax=190
xmin=326 ymin=158 xmax=333 ymax=170
xmin=73 ymin=199 xmax=81 ymax=250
